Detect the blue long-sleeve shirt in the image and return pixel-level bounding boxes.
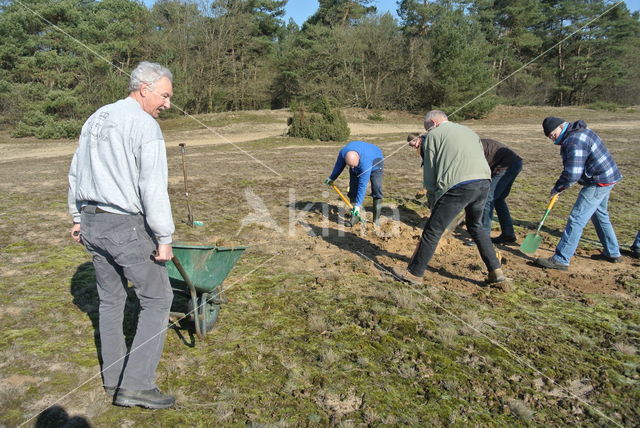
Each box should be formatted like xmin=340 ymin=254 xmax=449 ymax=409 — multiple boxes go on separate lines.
xmin=553 ymin=120 xmax=622 ymax=193
xmin=329 ymin=141 xmax=383 ymax=207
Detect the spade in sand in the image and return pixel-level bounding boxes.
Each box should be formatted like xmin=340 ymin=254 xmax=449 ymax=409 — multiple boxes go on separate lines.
xmin=520 ymin=194 xmax=560 ymax=254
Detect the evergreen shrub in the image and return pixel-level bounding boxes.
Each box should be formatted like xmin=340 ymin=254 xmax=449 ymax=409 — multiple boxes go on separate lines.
xmin=288 ymin=97 xmax=350 ymax=141
xmin=367 ymin=111 xmax=385 ymax=121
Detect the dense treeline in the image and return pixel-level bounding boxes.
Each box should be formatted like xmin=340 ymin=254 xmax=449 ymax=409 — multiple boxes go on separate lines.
xmin=0 ymin=0 xmax=638 ymax=138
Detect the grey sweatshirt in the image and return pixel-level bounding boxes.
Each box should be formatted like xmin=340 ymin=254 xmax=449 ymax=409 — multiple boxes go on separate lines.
xmin=68 ymin=97 xmax=174 ymax=244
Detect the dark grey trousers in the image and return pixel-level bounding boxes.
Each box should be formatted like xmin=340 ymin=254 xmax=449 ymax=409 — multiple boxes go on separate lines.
xmin=80 ymin=206 xmax=172 ymax=390
xmin=408 ymin=180 xmax=500 ymax=277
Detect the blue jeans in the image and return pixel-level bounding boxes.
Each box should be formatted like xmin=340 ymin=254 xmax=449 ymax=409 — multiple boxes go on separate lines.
xmin=348 ymin=159 xmax=384 ymax=204
xmin=553 ymin=185 xmax=620 ymax=265
xmin=482 ymin=159 xmax=522 ymax=236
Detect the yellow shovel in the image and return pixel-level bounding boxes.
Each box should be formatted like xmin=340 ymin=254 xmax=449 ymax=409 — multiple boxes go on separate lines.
xmin=331 ymin=185 xmax=365 ymax=224
xmin=520 ymin=193 xmax=560 ymax=254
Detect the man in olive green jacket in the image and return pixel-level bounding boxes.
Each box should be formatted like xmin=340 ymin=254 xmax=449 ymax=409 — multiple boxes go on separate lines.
xmin=393 ymin=110 xmax=505 ymax=285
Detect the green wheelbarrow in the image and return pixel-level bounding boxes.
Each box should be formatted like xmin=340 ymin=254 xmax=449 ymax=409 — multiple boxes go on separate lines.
xmin=166 ymin=242 xmax=246 ymax=340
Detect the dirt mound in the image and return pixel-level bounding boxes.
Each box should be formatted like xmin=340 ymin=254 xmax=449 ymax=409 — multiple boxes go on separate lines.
xmin=279 ymin=201 xmax=639 ymax=297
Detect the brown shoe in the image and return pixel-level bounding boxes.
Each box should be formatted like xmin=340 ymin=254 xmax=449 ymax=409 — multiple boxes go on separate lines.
xmin=486 ymin=268 xmax=506 ymax=284
xmin=391 ymin=267 xmax=422 ymax=285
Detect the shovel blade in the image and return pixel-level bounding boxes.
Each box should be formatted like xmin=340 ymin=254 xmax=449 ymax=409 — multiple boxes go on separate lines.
xmin=520 ymin=233 xmax=543 ymax=254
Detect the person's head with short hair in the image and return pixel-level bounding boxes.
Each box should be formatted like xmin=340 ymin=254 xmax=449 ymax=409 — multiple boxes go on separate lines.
xmin=542 ymin=116 xmax=566 ymax=142
xmin=345 ymin=150 xmax=360 ymax=168
xmin=128 ymin=62 xmax=174 ymax=118
xmin=424 ymin=110 xmax=448 ymax=131
xmin=128 ymin=62 xmax=173 ymax=92
xmin=407 ymin=132 xmax=423 ymax=149
xmin=407 ymin=132 xmax=420 ymax=142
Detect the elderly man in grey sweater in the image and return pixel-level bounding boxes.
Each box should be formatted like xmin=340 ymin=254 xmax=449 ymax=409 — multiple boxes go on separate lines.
xmin=68 ymin=62 xmax=176 ymax=409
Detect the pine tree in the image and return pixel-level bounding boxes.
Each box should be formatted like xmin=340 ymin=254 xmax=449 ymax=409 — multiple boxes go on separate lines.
xmin=306 ymin=0 xmax=376 ymax=27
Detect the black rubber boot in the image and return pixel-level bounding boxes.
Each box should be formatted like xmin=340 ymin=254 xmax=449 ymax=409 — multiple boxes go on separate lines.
xmin=373 ymin=198 xmax=382 ymax=226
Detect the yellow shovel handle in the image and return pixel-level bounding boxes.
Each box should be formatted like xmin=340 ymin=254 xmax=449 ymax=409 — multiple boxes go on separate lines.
xmin=332 ymin=185 xmax=354 ymax=210
xmin=547 ymin=193 xmax=560 ymax=210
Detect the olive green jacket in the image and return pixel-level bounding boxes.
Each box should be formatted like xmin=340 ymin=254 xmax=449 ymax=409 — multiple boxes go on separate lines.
xmin=423 ymin=121 xmax=491 ymax=203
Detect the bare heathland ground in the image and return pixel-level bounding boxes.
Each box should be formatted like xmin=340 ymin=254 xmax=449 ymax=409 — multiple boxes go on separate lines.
xmin=1 ymin=106 xmax=638 ymax=426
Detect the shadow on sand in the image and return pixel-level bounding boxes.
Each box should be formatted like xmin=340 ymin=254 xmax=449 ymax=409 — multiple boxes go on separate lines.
xmin=69 ymin=262 xmax=198 ymax=362
xmin=35 ymin=405 xmax=90 ymax=428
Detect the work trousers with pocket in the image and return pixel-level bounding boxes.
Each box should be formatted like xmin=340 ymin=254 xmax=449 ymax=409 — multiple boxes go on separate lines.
xmin=80 ymin=205 xmax=173 ymax=391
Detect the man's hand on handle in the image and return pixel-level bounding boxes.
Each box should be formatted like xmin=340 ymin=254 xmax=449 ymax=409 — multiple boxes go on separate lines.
xmin=154 ymin=243 xmax=173 ymax=262
xmin=323 ymin=177 xmax=334 ymax=186
xmin=70 ymin=223 xmax=82 ymax=243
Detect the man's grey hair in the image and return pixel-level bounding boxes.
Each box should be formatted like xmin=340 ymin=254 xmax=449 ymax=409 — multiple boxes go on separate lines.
xmin=128 ymin=61 xmax=173 ymax=92
xmin=424 ymin=110 xmax=448 ymax=123
xmin=424 ymin=110 xmax=448 ymax=131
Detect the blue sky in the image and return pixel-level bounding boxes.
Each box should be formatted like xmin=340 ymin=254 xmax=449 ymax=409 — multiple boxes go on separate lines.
xmin=283 ymin=0 xmax=640 ymax=24
xmin=142 ymin=0 xmax=640 ymax=25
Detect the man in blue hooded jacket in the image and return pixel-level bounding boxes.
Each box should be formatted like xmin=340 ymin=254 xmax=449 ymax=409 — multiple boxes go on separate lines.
xmin=324 ymin=141 xmax=384 ymax=226
xmin=535 ymin=117 xmax=622 ymax=270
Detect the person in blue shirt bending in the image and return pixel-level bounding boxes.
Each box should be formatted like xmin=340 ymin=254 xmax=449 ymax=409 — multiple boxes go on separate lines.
xmin=324 ymin=141 xmax=384 ymax=226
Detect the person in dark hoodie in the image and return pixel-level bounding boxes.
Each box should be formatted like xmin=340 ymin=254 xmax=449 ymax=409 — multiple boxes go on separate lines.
xmin=534 ymin=117 xmax=622 ymax=270
xmin=410 ymin=134 xmax=523 ymax=245
xmin=462 ymin=139 xmax=523 ymax=246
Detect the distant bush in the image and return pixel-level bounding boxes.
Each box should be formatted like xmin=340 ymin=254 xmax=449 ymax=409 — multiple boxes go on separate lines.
xmin=288 ymin=97 xmax=350 ymax=141
xmin=587 ymin=101 xmax=624 ymax=112
xmin=44 ymin=91 xmax=80 ymax=118
xmin=6 ymin=84 xmax=85 ymax=138
xmin=12 ymin=118 xmax=82 ymax=139
xmin=367 ymin=111 xmax=385 ymax=121
xmin=11 ymin=122 xmax=36 ymax=138
xmin=445 ymin=96 xmax=498 ymax=120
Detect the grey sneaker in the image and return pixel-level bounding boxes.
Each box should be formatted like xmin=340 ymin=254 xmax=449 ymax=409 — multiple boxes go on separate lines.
xmin=534 ymin=257 xmax=568 ymax=271
xmin=391 ymin=267 xmax=422 ymax=285
xmin=114 ymin=388 xmax=175 ymax=409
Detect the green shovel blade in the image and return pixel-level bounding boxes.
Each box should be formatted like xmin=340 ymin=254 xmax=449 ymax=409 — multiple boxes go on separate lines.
xmin=519 ymin=194 xmax=560 ymax=255
xmin=520 ymin=232 xmax=543 ymax=254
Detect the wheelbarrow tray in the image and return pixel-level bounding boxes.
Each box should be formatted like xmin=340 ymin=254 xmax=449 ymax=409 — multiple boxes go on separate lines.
xmin=166 ymin=242 xmax=246 ymax=339
xmin=166 ymin=243 xmax=246 ymax=293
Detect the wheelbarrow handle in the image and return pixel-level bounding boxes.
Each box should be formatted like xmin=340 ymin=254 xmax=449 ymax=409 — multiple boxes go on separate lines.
xmin=171 ymin=255 xmax=204 ymax=340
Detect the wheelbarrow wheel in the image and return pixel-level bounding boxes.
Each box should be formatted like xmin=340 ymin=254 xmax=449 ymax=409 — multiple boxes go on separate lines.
xmin=188 ymin=293 xmax=220 ymax=336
